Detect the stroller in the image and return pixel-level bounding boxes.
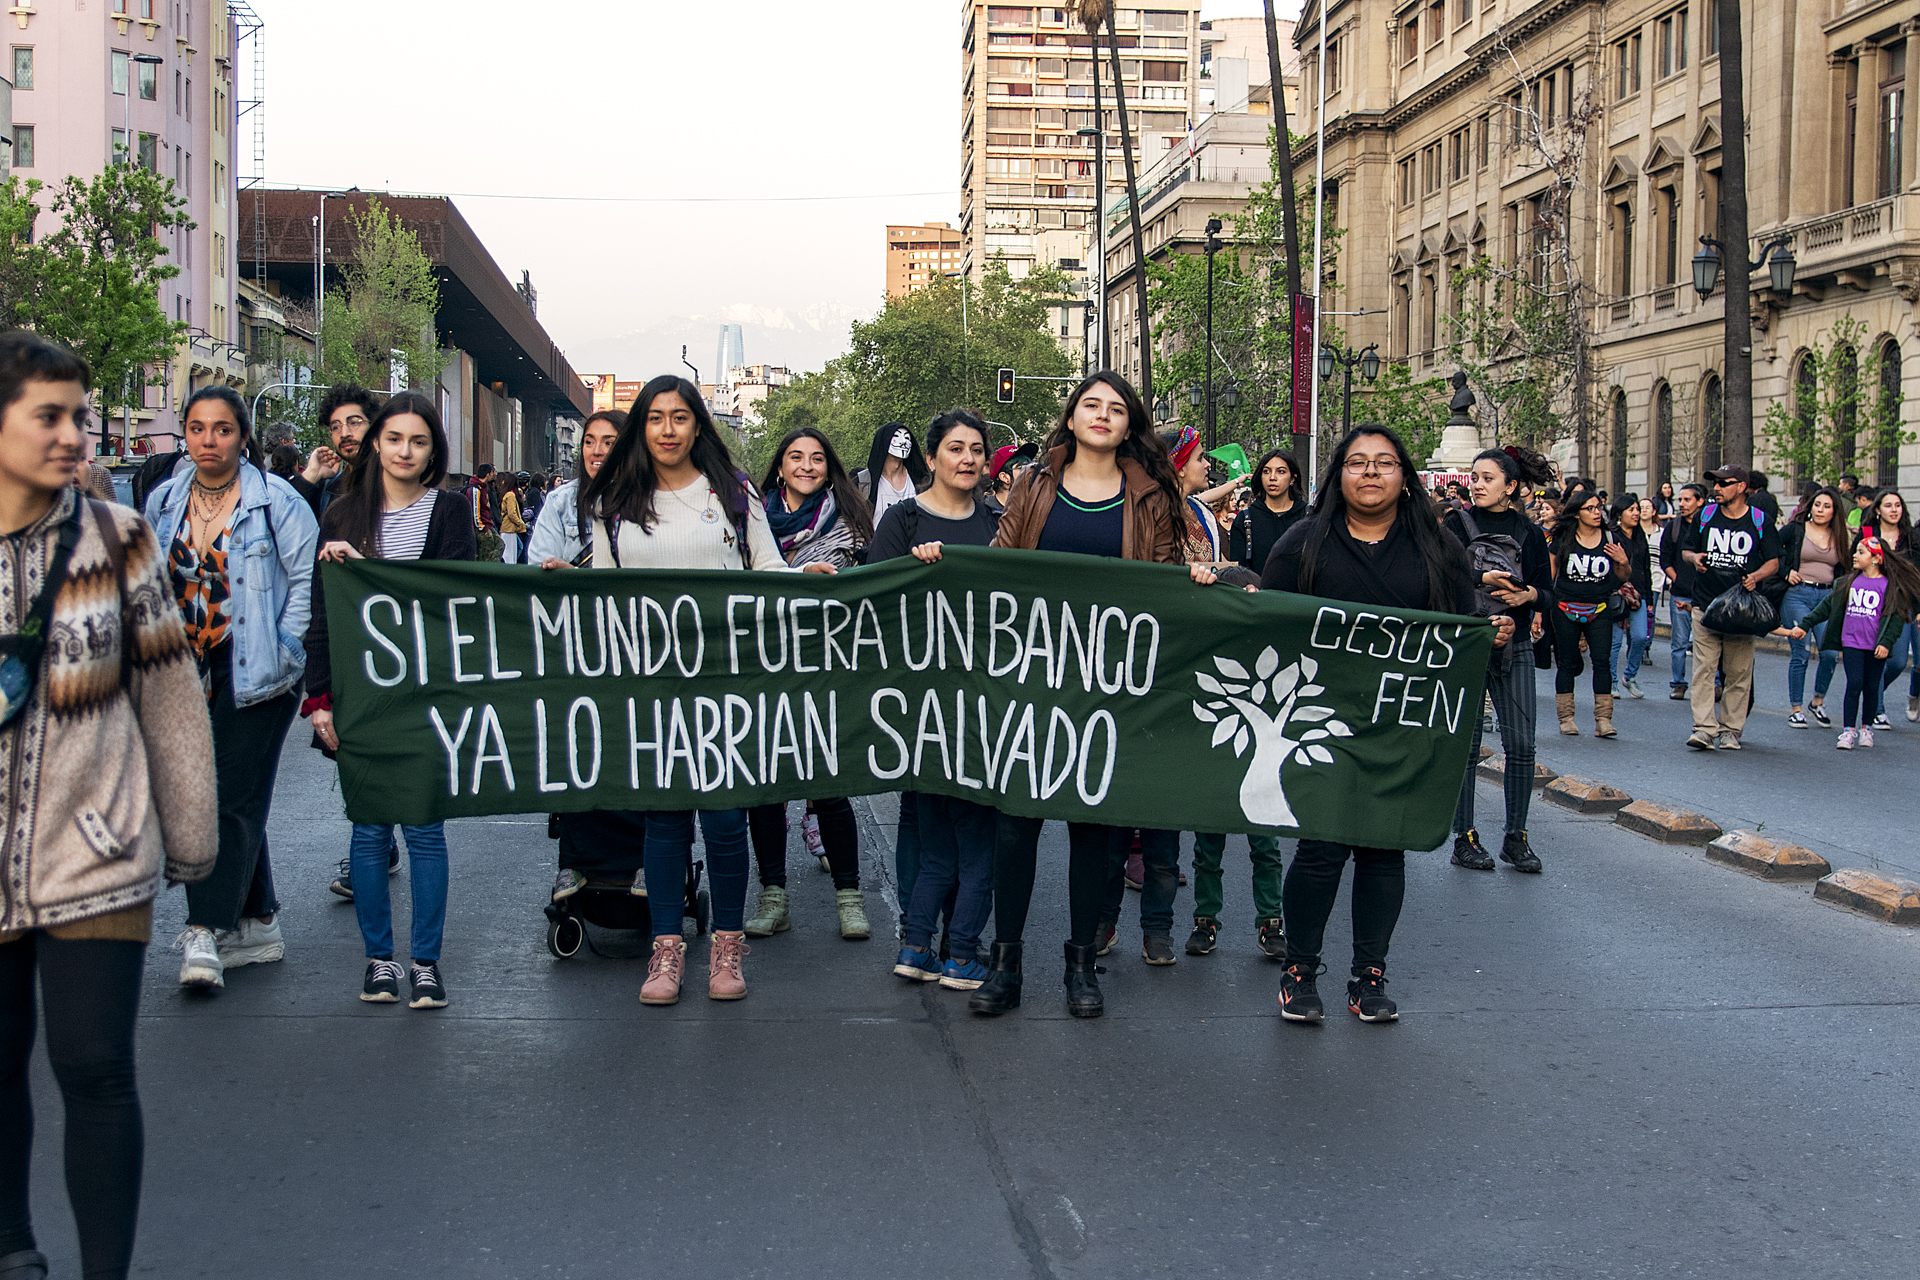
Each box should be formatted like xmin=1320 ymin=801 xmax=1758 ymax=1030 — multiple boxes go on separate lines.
xmin=543 ymin=811 xmax=710 ymax=959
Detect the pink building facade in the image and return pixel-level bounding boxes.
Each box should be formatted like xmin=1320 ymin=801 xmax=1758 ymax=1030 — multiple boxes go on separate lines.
xmin=7 ymin=0 xmax=243 ymax=454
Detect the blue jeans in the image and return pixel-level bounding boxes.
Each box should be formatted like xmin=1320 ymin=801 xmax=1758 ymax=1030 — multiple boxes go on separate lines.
xmin=905 ymin=795 xmax=995 ymax=960
xmin=643 ymin=809 xmax=749 ymax=937
xmin=893 ymin=791 xmax=923 ymax=909
xmin=1782 ymin=582 xmax=1839 ymax=707
xmin=350 ymin=822 xmax=448 ymax=965
xmin=1610 ymin=602 xmax=1652 ymax=684
xmin=1668 ymin=595 xmax=1693 ymax=686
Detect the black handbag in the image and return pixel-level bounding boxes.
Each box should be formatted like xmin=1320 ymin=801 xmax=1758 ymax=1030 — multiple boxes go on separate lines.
xmin=1700 ymin=583 xmax=1780 ymax=636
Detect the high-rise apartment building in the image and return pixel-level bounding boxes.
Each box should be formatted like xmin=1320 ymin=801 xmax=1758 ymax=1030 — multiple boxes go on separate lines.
xmin=7 ymin=0 xmax=247 ymax=451
xmin=715 ymin=324 xmax=744 ymax=390
xmin=886 ymin=222 xmax=966 ymax=297
xmin=958 ymin=3 xmax=1203 ymax=289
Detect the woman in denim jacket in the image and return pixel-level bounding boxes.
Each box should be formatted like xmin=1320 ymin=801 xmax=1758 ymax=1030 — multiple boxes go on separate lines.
xmin=144 ymin=386 xmax=318 ymax=990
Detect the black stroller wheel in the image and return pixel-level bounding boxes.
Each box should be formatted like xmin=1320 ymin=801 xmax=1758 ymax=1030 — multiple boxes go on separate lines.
xmin=693 ymin=888 xmax=710 ymax=936
xmin=547 ymin=913 xmax=584 ymax=959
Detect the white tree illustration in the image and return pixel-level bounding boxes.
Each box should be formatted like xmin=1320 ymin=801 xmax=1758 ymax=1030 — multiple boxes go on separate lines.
xmin=1192 ymin=648 xmax=1353 ymax=828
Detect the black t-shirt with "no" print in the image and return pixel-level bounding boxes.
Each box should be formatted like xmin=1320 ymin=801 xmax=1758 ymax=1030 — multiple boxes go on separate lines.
xmin=1554 ymin=533 xmax=1620 ymax=605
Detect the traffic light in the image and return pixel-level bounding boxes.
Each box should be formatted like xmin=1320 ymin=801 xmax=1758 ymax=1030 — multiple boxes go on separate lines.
xmin=997 ymin=368 xmax=1015 ymax=403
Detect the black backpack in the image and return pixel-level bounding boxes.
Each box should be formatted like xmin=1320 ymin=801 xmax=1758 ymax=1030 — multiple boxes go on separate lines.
xmin=1455 ymin=508 xmax=1527 ymax=617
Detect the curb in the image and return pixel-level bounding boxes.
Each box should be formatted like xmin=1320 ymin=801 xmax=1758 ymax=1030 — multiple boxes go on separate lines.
xmin=1542 ymin=775 xmax=1633 ymax=815
xmin=1478 ymin=754 xmax=1558 ymax=788
xmin=1705 ymin=830 xmax=1831 ymax=881
xmin=1613 ymin=800 xmax=1722 ymax=846
xmin=1812 ymin=869 xmax=1920 ymax=925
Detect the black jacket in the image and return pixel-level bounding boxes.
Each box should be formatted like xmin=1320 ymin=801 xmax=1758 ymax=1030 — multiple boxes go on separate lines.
xmin=1230 ymin=500 xmax=1306 ymax=574
xmin=1659 ymin=517 xmax=1695 ymax=597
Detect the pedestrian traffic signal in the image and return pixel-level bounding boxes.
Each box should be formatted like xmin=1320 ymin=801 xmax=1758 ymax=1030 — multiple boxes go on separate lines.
xmin=997 ymin=368 xmax=1015 ymax=403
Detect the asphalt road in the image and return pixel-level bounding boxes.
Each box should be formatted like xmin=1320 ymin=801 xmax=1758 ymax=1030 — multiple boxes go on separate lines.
xmin=23 ymin=718 xmax=1920 ymax=1279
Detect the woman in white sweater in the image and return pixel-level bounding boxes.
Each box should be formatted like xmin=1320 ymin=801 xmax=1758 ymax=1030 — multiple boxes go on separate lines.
xmin=578 ymin=375 xmax=830 ymax=1006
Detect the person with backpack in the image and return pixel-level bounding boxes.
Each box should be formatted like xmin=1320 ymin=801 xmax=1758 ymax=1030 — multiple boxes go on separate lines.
xmin=143 ymin=386 xmax=318 ymax=989
xmin=873 ymin=410 xmax=1003 ymax=994
xmin=1678 ymin=465 xmax=1782 ymax=750
xmin=1787 ymin=533 xmax=1920 ymax=748
xmin=0 ymin=331 xmax=217 ymax=1280
xmin=1607 ymin=495 xmax=1655 ymax=699
xmin=1444 ymin=446 xmax=1553 ymax=873
xmin=1659 ymin=483 xmax=1707 ymax=700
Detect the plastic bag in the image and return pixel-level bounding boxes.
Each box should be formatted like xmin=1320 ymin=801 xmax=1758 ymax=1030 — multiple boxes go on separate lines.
xmin=1700 ymin=584 xmax=1779 ymax=636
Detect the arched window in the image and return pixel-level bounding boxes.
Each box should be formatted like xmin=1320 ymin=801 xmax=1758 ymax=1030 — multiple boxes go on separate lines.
xmin=1702 ymin=374 xmax=1723 ymax=474
xmin=1792 ymin=353 xmax=1818 ymax=487
xmin=1837 ymin=345 xmax=1859 ymax=475
xmin=1610 ymin=390 xmax=1629 ymax=496
xmin=1878 ymin=338 xmax=1903 ymax=486
xmin=1653 ymin=382 xmax=1673 ymax=490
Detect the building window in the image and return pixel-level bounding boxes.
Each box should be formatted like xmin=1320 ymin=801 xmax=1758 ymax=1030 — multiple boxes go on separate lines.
xmin=1657 ymin=8 xmax=1689 ymax=79
xmin=1476 ymin=115 xmax=1490 ymax=169
xmin=9 ymin=126 xmax=31 ymax=168
xmin=137 ymin=132 xmax=157 ymax=170
xmin=111 ymin=127 xmax=128 ymax=162
xmin=1654 ymin=382 xmax=1673 ymax=484
xmin=1702 ymin=375 xmax=1723 ymax=472
xmin=1399 ymin=158 xmax=1415 ymax=206
xmin=1881 ymin=46 xmax=1907 ymax=198
xmin=111 ymin=49 xmax=129 ymax=95
xmin=1659 ymin=183 xmax=1679 ymax=284
xmin=214 ymin=232 xmax=225 ymax=278
xmin=1401 ymin=17 xmax=1419 ymax=64
xmin=1326 ymin=37 xmax=1341 ymax=94
xmin=1878 ymin=339 xmax=1902 ymax=484
xmin=10 ymin=47 xmax=30 ymax=91
xmin=1615 ymin=200 xmax=1635 ymax=294
xmin=1611 ymin=392 xmax=1630 ymax=495
xmin=1455 ymin=0 xmax=1471 ymax=25
xmin=1616 ymin=35 xmax=1642 ymax=99
xmin=1705 ymin=0 xmax=1720 ymax=55
xmin=1792 ymin=354 xmax=1819 ymax=487
xmin=213 ymin=160 xmax=225 ymax=204
xmin=174 ymin=69 xmax=181 ymax=113
xmin=137 ymin=57 xmax=157 ymax=100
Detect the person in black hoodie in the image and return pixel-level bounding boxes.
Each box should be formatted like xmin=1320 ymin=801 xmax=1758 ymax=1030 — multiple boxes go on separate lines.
xmin=1443 ymin=445 xmax=1554 ymax=875
xmin=1229 ymin=446 xmax=1307 ymax=573
xmin=1658 ymin=482 xmax=1706 ymax=698
xmin=1262 ymin=425 xmax=1511 ymax=1025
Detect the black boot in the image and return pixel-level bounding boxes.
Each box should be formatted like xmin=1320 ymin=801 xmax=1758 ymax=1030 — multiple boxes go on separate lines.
xmin=1064 ymin=941 xmax=1103 ymax=1018
xmin=968 ymin=940 xmax=1023 ymax=1016
xmin=0 ymin=1250 xmax=49 ymax=1280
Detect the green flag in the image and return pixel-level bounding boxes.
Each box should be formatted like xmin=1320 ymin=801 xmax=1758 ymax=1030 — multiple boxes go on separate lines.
xmin=1207 ymin=443 xmax=1251 ymax=479
xmin=323 ymin=547 xmax=1493 ymax=848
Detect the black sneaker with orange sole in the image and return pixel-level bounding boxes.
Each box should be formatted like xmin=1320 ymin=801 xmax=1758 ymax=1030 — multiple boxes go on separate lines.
xmin=1347 ymin=967 xmax=1398 ymax=1023
xmin=1278 ymin=963 xmax=1325 ymax=1023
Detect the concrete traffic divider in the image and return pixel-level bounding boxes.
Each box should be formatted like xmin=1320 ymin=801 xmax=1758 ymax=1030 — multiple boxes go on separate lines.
xmin=1705 ymin=830 xmax=1831 ymax=881
xmin=1813 ymin=869 xmax=1920 ymax=925
xmin=1477 ymin=754 xmax=1559 ymax=788
xmin=1613 ymin=800 xmax=1722 ymax=846
xmin=1542 ymin=776 xmax=1633 ymax=815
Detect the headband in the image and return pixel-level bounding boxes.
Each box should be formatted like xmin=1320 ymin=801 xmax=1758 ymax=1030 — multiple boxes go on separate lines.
xmin=1861 ymin=533 xmax=1888 ymax=559
xmin=1168 ymin=425 xmax=1202 ymax=473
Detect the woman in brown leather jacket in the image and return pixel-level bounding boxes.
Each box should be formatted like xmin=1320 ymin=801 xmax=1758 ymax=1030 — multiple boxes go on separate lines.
xmin=969 ymin=371 xmax=1216 ymax=1020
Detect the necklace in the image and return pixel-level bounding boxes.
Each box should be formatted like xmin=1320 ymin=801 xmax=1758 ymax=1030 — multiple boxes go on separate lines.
xmin=189 ymin=473 xmax=238 ymax=549
xmin=665 ymin=481 xmax=720 ymax=523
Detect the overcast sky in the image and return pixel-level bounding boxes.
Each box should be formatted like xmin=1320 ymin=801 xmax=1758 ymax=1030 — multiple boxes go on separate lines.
xmin=256 ymin=0 xmax=1295 ymax=376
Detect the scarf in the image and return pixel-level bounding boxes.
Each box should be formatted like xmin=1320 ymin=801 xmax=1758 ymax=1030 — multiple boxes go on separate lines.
xmin=765 ymin=486 xmax=840 ymax=558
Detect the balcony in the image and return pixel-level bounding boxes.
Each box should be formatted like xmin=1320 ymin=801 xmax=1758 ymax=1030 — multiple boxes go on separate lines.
xmin=1769 ymin=193 xmax=1917 ymax=295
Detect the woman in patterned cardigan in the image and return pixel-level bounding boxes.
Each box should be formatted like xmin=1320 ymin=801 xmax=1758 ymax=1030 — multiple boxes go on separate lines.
xmin=0 ymin=333 xmax=218 ymax=1280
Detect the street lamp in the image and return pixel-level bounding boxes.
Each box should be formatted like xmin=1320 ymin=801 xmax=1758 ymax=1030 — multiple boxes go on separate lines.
xmin=314 ymin=190 xmax=355 ymax=370
xmin=1202 ymin=217 xmax=1224 ymax=451
xmin=1154 ymin=397 xmax=1172 ymax=425
xmin=1319 ymin=342 xmax=1380 ymax=435
xmin=1691 ymin=234 xmax=1797 ymax=300
xmin=1187 ymin=382 xmax=1204 ymax=410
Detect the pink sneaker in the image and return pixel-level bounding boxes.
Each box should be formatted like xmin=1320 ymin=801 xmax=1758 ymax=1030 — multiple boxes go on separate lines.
xmin=708 ymin=930 xmax=750 ymax=1000
xmin=640 ymin=936 xmax=686 ymax=1005
xmin=1859 ymin=727 xmax=1876 ymax=748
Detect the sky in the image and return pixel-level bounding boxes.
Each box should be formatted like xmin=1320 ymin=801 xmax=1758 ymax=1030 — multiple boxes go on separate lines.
xmin=255 ymin=0 xmax=1296 ymax=379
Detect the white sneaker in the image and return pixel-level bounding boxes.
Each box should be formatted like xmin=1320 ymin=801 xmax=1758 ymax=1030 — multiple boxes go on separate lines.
xmin=216 ymin=915 xmax=285 ymax=969
xmin=1837 ymin=729 xmax=1857 ymax=750
xmin=1860 ymin=727 xmax=1876 ymax=748
xmin=1907 ymin=695 xmax=1918 ymax=723
xmin=176 ymin=926 xmax=225 ymax=989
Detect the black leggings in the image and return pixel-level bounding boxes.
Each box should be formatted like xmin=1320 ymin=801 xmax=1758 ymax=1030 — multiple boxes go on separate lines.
xmin=1281 ymin=841 xmax=1406 ymax=976
xmin=1552 ymin=608 xmax=1615 ymax=696
xmin=1842 ymin=647 xmax=1889 ymax=729
xmin=747 ymin=799 xmax=859 ymax=891
xmin=990 ymin=815 xmax=1116 ymax=947
xmin=0 ymin=934 xmax=146 ymax=1280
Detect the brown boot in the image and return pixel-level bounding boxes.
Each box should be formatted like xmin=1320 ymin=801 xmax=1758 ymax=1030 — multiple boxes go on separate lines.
xmin=1556 ymin=692 xmax=1579 ymax=735
xmin=1595 ymin=693 xmax=1618 ymax=738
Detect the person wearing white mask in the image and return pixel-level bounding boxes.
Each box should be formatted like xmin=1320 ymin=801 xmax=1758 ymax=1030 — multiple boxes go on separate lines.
xmin=859 ymin=421 xmax=930 ymax=527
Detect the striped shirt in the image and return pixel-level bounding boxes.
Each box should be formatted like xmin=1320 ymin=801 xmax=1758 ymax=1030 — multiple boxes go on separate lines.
xmin=378 ymin=490 xmax=438 ymax=561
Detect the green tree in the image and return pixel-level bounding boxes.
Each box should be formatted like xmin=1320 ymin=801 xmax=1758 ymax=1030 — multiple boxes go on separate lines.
xmin=318 ymin=199 xmax=445 ymax=397
xmin=22 ymin=165 xmax=191 ymax=450
xmin=1762 ymin=315 xmax=1911 ymax=486
xmin=0 ymin=177 xmax=46 ymax=330
xmin=1444 ymin=257 xmax=1585 ymax=455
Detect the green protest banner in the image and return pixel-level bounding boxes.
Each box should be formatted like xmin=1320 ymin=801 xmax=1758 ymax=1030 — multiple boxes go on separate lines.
xmin=323 ymin=547 xmax=1493 ymax=848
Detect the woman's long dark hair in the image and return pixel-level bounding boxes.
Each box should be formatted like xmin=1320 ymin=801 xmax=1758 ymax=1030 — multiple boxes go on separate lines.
xmin=1250 ymin=447 xmax=1305 ymax=507
xmin=183 ymin=384 xmax=263 ymax=469
xmin=581 ymin=374 xmax=747 ymax=537
xmin=1043 ymin=371 xmax=1184 ymax=544
xmin=1864 ymin=487 xmax=1914 ymax=551
xmin=1295 ymin=424 xmax=1468 ymax=612
xmin=864 ymin=421 xmax=931 ymax=504
xmin=1847 ymin=538 xmax=1920 ymax=620
xmin=1474 ymin=444 xmax=1555 ymax=505
xmin=1791 ymin=484 xmax=1845 ymax=530
xmin=1552 ymin=482 xmax=1607 ymax=555
xmin=760 ymin=426 xmax=874 ymax=543
xmin=329 ymin=390 xmax=450 ymax=557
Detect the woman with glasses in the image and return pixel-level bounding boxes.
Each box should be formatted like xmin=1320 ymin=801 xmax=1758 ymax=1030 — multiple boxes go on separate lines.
xmin=1262 ymin=426 xmax=1509 ymax=1023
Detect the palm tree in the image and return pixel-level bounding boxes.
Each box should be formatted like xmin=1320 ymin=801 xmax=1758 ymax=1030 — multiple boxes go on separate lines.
xmin=1075 ymin=0 xmax=1151 ymax=400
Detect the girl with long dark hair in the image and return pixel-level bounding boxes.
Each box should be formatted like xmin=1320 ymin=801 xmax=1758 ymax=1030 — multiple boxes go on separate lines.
xmin=1607 ymin=495 xmax=1654 ymax=699
xmin=1262 ymin=425 xmax=1508 ymax=1023
xmin=1229 ymin=447 xmax=1306 ymax=572
xmin=1789 ymin=534 xmax=1920 ymax=746
xmin=1548 ymin=483 xmax=1626 ymax=737
xmin=144 ymin=385 xmax=319 ymax=988
xmin=306 ymin=392 xmax=475 ymax=1010
xmin=1444 ymin=445 xmax=1552 ymax=875
xmin=529 ymin=409 xmax=623 ymax=567
xmin=744 ymin=427 xmax=876 ymax=941
xmin=1780 ymin=486 xmax=1845 ymax=726
xmin=974 ymin=372 xmax=1214 ymax=1020
xmin=578 ymin=376 xmax=830 ymax=1006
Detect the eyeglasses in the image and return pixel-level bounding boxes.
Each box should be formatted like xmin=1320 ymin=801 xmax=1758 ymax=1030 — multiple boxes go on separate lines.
xmin=332 ymin=414 xmax=368 ymax=430
xmin=1343 ymin=457 xmax=1402 ymax=475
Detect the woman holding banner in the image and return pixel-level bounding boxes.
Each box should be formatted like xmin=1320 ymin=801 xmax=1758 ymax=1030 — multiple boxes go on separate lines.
xmin=744 ymin=427 xmax=875 ymax=941
xmin=1262 ymin=425 xmax=1510 ymax=1024
xmin=975 ymin=372 xmax=1215 ymax=1020
xmin=306 ymin=392 xmax=475 ymax=1010
xmin=578 ymin=375 xmax=832 ymax=1007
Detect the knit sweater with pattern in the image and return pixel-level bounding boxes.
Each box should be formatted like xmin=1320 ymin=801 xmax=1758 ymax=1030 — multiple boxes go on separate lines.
xmin=0 ymin=488 xmax=218 ymax=934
